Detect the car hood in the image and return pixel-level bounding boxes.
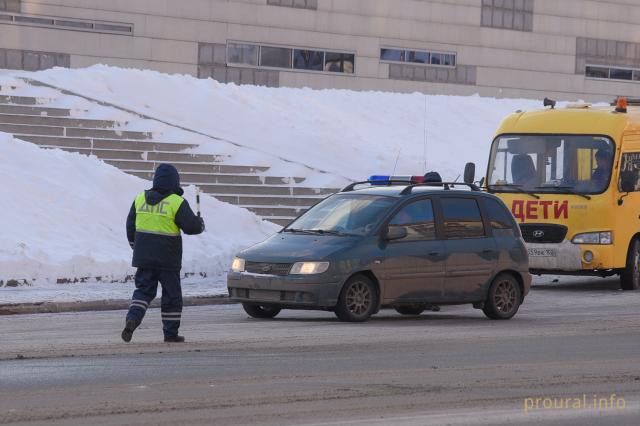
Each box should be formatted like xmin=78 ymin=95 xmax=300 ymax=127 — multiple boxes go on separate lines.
xmin=239 ymin=233 xmax=361 ymax=263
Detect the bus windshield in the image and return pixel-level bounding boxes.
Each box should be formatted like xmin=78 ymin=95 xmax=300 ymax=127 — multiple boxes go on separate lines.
xmin=487 ymin=135 xmax=615 ymax=195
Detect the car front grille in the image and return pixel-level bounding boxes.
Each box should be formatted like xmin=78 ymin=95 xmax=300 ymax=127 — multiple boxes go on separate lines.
xmin=519 ymin=224 xmax=568 ymax=244
xmin=245 ymin=261 xmax=293 ymax=276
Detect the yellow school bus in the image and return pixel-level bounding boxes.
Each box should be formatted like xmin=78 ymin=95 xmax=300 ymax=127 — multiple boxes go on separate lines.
xmin=484 ymin=98 xmax=640 ymax=290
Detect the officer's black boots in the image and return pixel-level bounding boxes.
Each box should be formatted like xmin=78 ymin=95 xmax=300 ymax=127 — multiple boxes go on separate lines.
xmin=164 ymin=335 xmax=185 ymax=343
xmin=121 ymin=319 xmax=140 ymax=343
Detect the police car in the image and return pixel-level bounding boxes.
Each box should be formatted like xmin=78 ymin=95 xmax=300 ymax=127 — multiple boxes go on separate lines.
xmin=227 ymin=174 xmax=531 ymax=322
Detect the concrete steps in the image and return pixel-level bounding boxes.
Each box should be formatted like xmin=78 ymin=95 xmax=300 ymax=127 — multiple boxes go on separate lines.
xmin=0 ymin=94 xmax=340 ymax=225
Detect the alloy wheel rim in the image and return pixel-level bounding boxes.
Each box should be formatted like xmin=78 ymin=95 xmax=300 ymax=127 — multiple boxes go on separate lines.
xmin=494 ymin=280 xmax=517 ymax=313
xmin=346 ymin=281 xmax=372 ymax=316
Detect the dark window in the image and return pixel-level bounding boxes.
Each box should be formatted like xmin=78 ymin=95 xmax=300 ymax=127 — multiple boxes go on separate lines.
xmin=14 ymin=16 xmax=54 ymax=25
xmin=408 ymin=51 xmax=430 ymax=64
xmin=380 ymin=49 xmax=405 ymax=62
xmin=441 ymin=198 xmax=485 ymax=239
xmin=55 ymin=20 xmax=94 ymax=29
xmin=293 ymin=49 xmax=324 ymax=71
xmin=634 ymin=70 xmax=640 ymax=81
xmin=389 ymin=199 xmax=436 ymax=241
xmin=610 ymin=68 xmax=633 ymax=81
xmin=443 ymin=54 xmax=456 ymax=66
xmin=260 ymin=46 xmax=292 ymax=68
xmin=619 ymin=152 xmax=640 ymax=192
xmin=431 ymin=53 xmax=443 ymax=65
xmin=324 ymin=52 xmax=355 ymax=73
xmin=93 ymin=23 xmax=132 ymax=33
xmin=484 ymin=198 xmax=516 ymax=237
xmin=227 ymin=43 xmax=258 ymax=66
xmin=585 ymin=66 xmax=609 ymax=79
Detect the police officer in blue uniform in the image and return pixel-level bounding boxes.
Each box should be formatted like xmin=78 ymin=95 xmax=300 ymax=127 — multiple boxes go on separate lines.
xmin=122 ymin=164 xmax=205 ymax=343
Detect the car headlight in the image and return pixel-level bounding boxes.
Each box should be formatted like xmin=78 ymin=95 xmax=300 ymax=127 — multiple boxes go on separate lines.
xmin=290 ymin=262 xmax=330 ymax=275
xmin=572 ymin=231 xmax=613 ymax=245
xmin=231 ymin=257 xmax=245 ymax=272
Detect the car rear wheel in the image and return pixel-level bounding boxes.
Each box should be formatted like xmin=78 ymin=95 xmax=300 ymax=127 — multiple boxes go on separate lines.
xmin=621 ymin=239 xmax=640 ymax=291
xmin=242 ymin=303 xmax=281 ymax=319
xmin=334 ymin=275 xmax=378 ymax=322
xmin=394 ymin=304 xmax=426 ymax=316
xmin=482 ymin=273 xmax=522 ymax=320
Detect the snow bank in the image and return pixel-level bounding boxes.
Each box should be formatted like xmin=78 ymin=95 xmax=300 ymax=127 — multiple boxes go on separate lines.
xmin=0 ymin=133 xmax=278 ymax=285
xmin=25 ymin=65 xmax=569 ymax=185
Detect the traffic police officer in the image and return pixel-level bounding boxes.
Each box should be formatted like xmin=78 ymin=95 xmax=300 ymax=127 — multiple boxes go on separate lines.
xmin=122 ymin=164 xmax=205 ymax=343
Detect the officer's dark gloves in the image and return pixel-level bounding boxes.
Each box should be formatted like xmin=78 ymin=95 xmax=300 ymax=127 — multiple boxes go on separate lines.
xmin=199 ymin=217 xmax=206 ymax=232
xmin=129 ymin=241 xmax=134 ymax=249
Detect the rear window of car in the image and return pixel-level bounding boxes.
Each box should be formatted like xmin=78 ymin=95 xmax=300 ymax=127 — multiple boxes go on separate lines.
xmin=483 ymin=198 xmax=517 ymax=237
xmin=441 ymin=198 xmax=485 ymax=239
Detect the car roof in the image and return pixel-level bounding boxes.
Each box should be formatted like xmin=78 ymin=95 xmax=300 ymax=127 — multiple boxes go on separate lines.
xmin=339 ymin=184 xmax=499 ymax=200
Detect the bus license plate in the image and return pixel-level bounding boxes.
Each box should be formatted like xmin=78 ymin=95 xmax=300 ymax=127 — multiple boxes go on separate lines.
xmin=527 ymin=248 xmax=557 ymax=257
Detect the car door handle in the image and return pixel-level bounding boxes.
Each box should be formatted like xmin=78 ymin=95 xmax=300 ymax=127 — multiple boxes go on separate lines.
xmin=482 ymin=249 xmax=496 ymax=254
xmin=428 ymin=252 xmax=441 ymax=257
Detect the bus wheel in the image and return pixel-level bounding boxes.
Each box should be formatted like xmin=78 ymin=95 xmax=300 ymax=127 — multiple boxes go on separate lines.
xmin=242 ymin=303 xmax=281 ymax=319
xmin=621 ymin=239 xmax=640 ymax=291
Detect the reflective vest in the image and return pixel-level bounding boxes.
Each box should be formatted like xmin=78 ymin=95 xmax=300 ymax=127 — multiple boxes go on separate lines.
xmin=134 ymin=192 xmax=184 ymax=236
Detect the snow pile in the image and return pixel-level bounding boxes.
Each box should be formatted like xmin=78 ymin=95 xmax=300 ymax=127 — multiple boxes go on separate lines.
xmin=24 ymin=65 xmax=565 ymax=185
xmin=0 ymin=132 xmax=279 ymax=286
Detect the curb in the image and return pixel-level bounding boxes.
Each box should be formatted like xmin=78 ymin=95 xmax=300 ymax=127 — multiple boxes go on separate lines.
xmin=0 ymin=295 xmax=233 ymax=316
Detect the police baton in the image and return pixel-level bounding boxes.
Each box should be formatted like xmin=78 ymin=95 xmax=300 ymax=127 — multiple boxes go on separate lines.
xmin=196 ymin=186 xmax=201 ymax=217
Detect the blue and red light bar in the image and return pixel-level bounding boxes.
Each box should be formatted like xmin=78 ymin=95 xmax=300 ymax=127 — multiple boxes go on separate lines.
xmin=368 ymin=175 xmax=426 ymax=185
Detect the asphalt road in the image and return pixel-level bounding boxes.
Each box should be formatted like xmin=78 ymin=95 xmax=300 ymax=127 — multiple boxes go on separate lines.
xmin=1 ymin=277 xmax=639 ymax=426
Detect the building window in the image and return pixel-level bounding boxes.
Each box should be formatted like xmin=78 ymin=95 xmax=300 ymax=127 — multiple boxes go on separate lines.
xmin=226 ymin=42 xmax=355 ymax=75
xmin=293 ymin=49 xmax=324 ymax=71
xmin=0 ymin=0 xmax=20 ymax=13
xmin=586 ymin=65 xmax=640 ymax=82
xmin=380 ymin=48 xmax=456 ymax=68
xmin=481 ymin=0 xmax=534 ymax=32
xmin=227 ymin=43 xmax=259 ymax=66
xmin=324 ymin=52 xmax=354 ymax=73
xmin=266 ymin=0 xmax=317 ymax=10
xmin=260 ymin=46 xmax=292 ymax=68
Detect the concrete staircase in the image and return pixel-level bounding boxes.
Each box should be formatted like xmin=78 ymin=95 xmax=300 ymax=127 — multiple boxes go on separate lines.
xmin=0 ymin=90 xmax=339 ymax=226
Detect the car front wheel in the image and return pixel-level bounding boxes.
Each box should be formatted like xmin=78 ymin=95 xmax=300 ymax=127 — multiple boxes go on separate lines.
xmin=482 ymin=273 xmax=522 ymax=320
xmin=242 ymin=303 xmax=281 ymax=319
xmin=334 ymin=275 xmax=378 ymax=322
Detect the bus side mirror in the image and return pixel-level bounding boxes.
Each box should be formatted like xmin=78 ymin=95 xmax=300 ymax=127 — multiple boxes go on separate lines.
xmin=620 ymin=172 xmax=636 ymax=193
xmin=385 ymin=226 xmax=408 ymax=241
xmin=464 ymin=162 xmax=476 ymax=184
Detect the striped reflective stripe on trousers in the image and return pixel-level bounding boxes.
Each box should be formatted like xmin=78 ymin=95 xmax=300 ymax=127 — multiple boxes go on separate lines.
xmin=161 ymin=312 xmax=182 ymax=321
xmin=130 ymin=299 xmax=149 ymax=310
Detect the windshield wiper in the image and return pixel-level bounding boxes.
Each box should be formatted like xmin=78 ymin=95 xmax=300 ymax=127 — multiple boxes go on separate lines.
xmin=308 ymin=229 xmax=355 ymax=236
xmin=534 ymin=186 xmax=592 ymax=200
xmin=490 ymin=184 xmax=540 ymax=199
xmin=283 ymin=228 xmax=318 ymax=235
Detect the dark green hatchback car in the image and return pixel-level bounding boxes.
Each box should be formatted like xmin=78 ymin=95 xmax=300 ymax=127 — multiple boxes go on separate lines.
xmin=227 ymin=180 xmax=531 ymax=322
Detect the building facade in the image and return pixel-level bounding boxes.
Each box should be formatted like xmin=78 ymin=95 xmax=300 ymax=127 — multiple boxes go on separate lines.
xmin=2 ymin=0 xmax=640 ymax=101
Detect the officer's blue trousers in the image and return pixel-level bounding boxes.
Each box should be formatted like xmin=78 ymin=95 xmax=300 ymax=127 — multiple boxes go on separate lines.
xmin=126 ymin=268 xmax=183 ymax=338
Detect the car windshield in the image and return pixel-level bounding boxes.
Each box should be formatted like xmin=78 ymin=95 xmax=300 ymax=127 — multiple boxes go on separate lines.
xmin=487 ymin=134 xmax=615 ymax=195
xmin=284 ymin=194 xmax=395 ymax=236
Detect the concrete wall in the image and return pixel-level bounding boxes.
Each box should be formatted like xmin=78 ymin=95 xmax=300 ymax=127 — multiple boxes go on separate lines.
xmin=0 ymin=0 xmax=639 ymax=101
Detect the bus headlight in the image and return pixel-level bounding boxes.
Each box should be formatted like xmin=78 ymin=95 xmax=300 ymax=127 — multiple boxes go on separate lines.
xmin=572 ymin=231 xmax=613 ymax=245
xmin=231 ymin=257 xmax=245 ymax=272
xmin=290 ymin=262 xmax=330 ymax=275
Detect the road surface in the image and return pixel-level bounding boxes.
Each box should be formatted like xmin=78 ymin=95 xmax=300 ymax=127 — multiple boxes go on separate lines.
xmin=1 ymin=277 xmax=639 ymax=425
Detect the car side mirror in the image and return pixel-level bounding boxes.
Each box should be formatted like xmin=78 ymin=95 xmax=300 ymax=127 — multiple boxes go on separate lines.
xmin=385 ymin=226 xmax=408 ymax=241
xmin=620 ymin=171 xmax=636 ymax=193
xmin=464 ymin=162 xmax=476 ymax=184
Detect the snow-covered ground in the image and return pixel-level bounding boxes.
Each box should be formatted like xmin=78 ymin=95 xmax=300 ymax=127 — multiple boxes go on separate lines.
xmin=10 ymin=65 xmax=569 ymax=184
xmin=0 ymin=133 xmax=278 ymax=293
xmin=0 ymin=65 xmax=595 ymax=304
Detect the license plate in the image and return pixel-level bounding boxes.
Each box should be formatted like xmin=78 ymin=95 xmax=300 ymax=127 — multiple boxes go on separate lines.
xmin=527 ymin=248 xmax=557 ymax=257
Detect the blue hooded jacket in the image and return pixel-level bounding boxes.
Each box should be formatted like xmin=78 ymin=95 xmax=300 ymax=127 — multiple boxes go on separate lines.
xmin=126 ymin=164 xmax=204 ymax=270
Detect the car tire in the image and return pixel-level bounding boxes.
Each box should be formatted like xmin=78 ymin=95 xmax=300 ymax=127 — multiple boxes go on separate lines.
xmin=620 ymin=239 xmax=640 ymax=291
xmin=394 ymin=304 xmax=426 ymax=316
xmin=242 ymin=303 xmax=281 ymax=319
xmin=482 ymin=273 xmax=522 ymax=320
xmin=334 ymin=275 xmax=378 ymax=322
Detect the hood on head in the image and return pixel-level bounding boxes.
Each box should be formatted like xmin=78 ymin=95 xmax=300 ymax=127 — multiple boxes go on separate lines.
xmin=152 ymin=164 xmax=183 ymax=196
